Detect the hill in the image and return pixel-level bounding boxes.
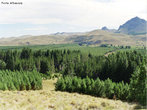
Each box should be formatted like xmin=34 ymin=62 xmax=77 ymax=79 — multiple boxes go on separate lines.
xmin=0 ymin=17 xmax=146 ymax=46
xmin=0 ymin=30 xmax=145 ymax=46
xmin=117 ymin=17 xmax=147 ymax=35
xmin=101 ymin=26 xmax=117 ymax=33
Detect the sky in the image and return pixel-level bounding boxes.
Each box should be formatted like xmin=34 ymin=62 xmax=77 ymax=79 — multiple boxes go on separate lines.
xmin=0 ymin=0 xmax=146 ymax=37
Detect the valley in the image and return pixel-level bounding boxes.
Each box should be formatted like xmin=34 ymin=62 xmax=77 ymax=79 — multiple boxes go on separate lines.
xmin=0 ymin=16 xmax=146 ymax=110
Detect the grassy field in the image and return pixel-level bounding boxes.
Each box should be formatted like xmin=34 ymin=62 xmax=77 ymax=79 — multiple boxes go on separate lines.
xmin=0 ymin=79 xmax=138 ymax=110
xmin=0 ymin=44 xmax=115 ymax=56
xmin=0 ymin=44 xmax=145 ymax=56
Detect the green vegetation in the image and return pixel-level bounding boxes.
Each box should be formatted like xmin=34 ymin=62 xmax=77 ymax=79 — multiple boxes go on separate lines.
xmin=0 ymin=44 xmax=114 ymax=56
xmin=0 ymin=48 xmax=145 ymax=83
xmin=0 ymin=43 xmax=145 ymax=57
xmin=0 ymin=48 xmax=82 ymax=74
xmin=55 ymin=50 xmax=146 ymax=106
xmin=0 ymin=44 xmax=146 ymax=106
xmin=62 ymin=51 xmax=146 ymax=83
xmin=129 ymin=64 xmax=147 ymax=106
xmin=55 ymin=76 xmax=129 ymax=100
xmin=56 ymin=63 xmax=146 ymax=105
xmin=0 ymin=70 xmax=42 ymax=90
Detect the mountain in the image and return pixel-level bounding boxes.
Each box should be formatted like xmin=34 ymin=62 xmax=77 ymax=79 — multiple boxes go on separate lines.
xmin=51 ymin=32 xmax=83 ymax=36
xmin=0 ymin=29 xmax=145 ymax=46
xmin=117 ymin=17 xmax=147 ymax=35
xmin=101 ymin=26 xmax=117 ymax=33
xmin=0 ymin=17 xmax=146 ymax=46
xmin=101 ymin=26 xmax=109 ymax=31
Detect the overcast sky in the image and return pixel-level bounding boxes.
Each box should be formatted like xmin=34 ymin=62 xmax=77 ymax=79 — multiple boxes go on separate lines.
xmin=0 ymin=0 xmax=146 ymax=37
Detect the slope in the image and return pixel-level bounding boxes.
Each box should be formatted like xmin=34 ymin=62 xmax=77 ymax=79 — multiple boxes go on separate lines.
xmin=0 ymin=79 xmax=138 ymax=110
xmin=117 ymin=17 xmax=147 ymax=35
xmin=0 ymin=30 xmax=146 ymax=46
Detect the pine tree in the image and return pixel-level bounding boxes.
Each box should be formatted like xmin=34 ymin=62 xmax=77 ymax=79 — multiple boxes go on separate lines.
xmin=0 ymin=60 xmax=6 ymax=70
xmin=40 ymin=60 xmax=49 ymax=74
xmin=104 ymin=78 xmax=114 ymax=98
xmin=129 ymin=64 xmax=147 ymax=105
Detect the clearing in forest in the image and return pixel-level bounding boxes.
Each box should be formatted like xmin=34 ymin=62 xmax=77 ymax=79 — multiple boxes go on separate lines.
xmin=0 ymin=79 xmax=138 ymax=110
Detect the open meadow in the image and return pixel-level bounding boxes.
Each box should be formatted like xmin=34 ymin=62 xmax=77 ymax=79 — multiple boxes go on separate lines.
xmin=0 ymin=44 xmax=144 ymax=56
xmin=0 ymin=79 xmax=138 ymax=110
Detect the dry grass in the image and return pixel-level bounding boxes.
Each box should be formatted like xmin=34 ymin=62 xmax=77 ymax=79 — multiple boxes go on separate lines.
xmin=0 ymin=30 xmax=145 ymax=46
xmin=0 ymin=79 xmax=138 ymax=110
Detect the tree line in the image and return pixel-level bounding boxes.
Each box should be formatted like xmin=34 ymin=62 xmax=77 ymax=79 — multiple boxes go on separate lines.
xmin=0 ymin=48 xmax=146 ymax=83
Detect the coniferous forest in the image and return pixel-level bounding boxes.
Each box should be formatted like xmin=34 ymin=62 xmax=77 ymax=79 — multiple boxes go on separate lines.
xmin=0 ymin=47 xmax=146 ymax=106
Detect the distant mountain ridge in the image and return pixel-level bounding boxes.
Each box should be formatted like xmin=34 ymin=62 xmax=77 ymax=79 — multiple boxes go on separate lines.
xmin=101 ymin=26 xmax=109 ymax=31
xmin=0 ymin=29 xmax=145 ymax=46
xmin=0 ymin=16 xmax=146 ymax=46
xmin=101 ymin=26 xmax=117 ymax=33
xmin=117 ymin=17 xmax=147 ymax=35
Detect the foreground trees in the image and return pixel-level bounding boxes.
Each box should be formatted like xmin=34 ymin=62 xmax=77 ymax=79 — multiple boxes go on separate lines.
xmin=129 ymin=64 xmax=146 ymax=105
xmin=55 ymin=64 xmax=146 ymax=106
xmin=0 ymin=70 xmax=42 ymax=90
xmin=55 ymin=76 xmax=130 ymax=101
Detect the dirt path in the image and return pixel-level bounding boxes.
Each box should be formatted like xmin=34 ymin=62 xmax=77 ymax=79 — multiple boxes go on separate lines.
xmin=104 ymin=49 xmax=119 ymax=57
xmin=0 ymin=79 xmax=137 ymax=110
